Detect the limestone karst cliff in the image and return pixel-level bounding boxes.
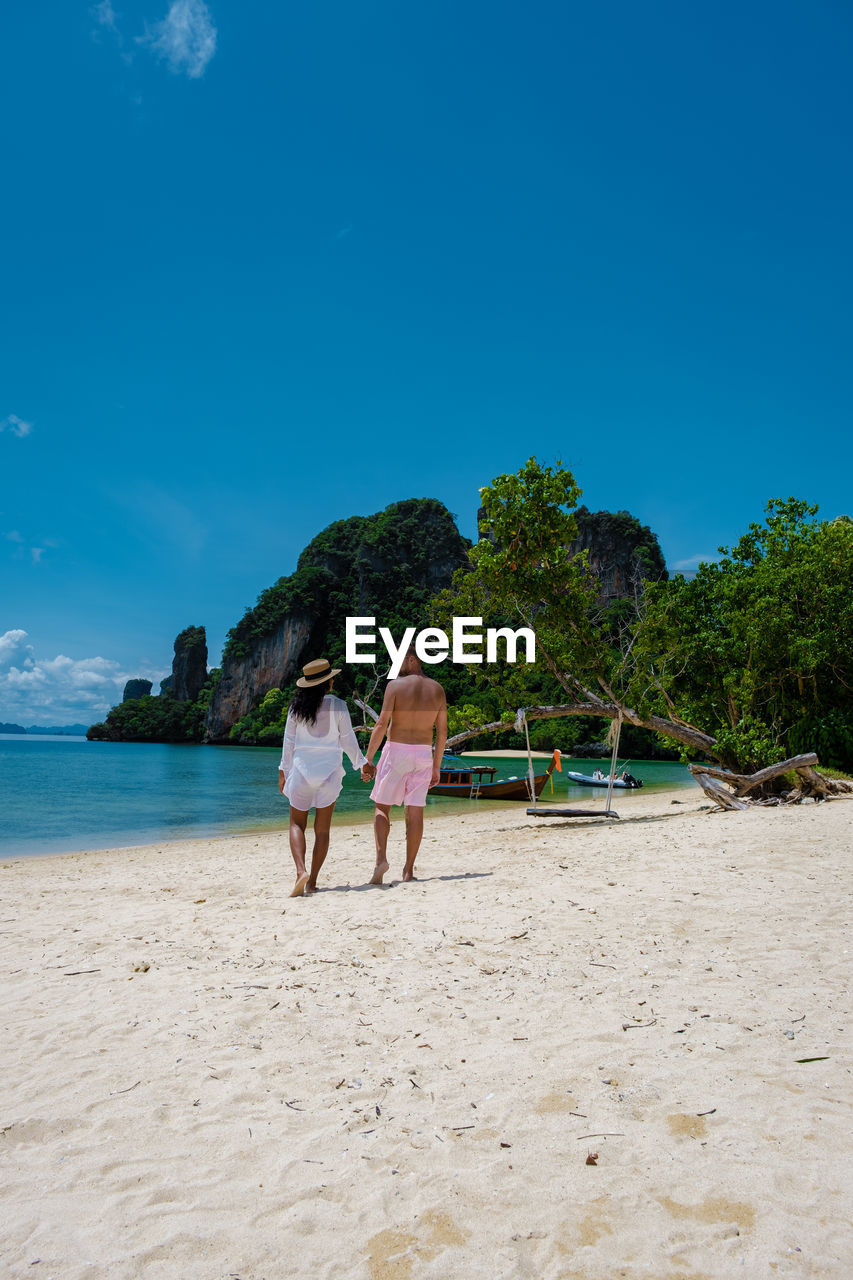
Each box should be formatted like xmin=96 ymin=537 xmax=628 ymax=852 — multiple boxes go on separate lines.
xmin=88 ymin=626 xmax=212 ymax=743
xmin=476 ymin=503 xmax=667 ymax=602
xmin=569 ymin=507 xmax=668 ymax=602
xmin=203 ymin=498 xmax=471 ymax=742
xmin=203 ymin=613 xmax=312 ymax=743
xmin=167 ymin=626 xmax=208 ymax=702
xmin=122 ymin=679 xmax=152 ymax=702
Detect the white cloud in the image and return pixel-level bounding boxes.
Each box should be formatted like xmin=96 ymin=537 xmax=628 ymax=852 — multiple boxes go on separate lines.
xmin=671 ymin=553 xmax=721 ymax=572
xmin=1 ymin=414 xmax=33 ymax=438
xmin=0 ymin=629 xmax=166 ymax=726
xmin=0 ymin=630 xmax=34 ymax=671
xmin=4 ymin=528 xmax=54 ymax=564
xmin=142 ymin=0 xmax=217 ymax=79
xmin=91 ymin=1 xmax=134 ymax=64
xmin=93 ymin=0 xmax=118 ymax=32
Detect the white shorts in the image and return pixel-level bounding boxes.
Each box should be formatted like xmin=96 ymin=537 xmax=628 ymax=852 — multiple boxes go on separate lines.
xmin=284 ymin=765 xmax=343 ymax=812
xmin=370 ymin=742 xmax=433 ymax=808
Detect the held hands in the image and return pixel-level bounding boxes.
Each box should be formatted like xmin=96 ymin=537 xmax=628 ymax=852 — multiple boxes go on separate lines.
xmin=361 ymin=762 xmax=376 ymax=782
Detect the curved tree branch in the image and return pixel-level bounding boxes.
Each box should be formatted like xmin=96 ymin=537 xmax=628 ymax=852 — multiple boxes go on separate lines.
xmin=446 ymin=701 xmax=719 ymax=755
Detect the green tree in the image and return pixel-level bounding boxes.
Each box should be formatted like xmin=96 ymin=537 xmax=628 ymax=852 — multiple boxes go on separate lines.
xmin=88 ymin=669 xmax=223 ymax=744
xmin=230 ymin=686 xmax=289 ymax=745
xmin=633 ymin=499 xmax=853 ymax=769
xmin=434 ymin=459 xmax=853 ymax=772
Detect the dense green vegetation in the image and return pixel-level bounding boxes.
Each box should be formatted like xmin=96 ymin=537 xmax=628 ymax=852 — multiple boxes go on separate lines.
xmin=87 ymin=695 xmax=197 ymax=743
xmin=632 ymin=500 xmax=853 ymax=769
xmin=229 ymin=688 xmax=289 ymax=746
xmin=435 ymin=459 xmax=853 ymax=772
xmin=88 ymin=670 xmax=221 ymax=743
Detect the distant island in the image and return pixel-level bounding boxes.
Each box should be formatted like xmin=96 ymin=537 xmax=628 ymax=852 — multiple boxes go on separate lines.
xmin=0 ymin=723 xmax=91 ymax=736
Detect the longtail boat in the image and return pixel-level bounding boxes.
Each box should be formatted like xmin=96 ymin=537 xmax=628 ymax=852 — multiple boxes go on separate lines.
xmin=429 ymin=752 xmax=560 ymax=801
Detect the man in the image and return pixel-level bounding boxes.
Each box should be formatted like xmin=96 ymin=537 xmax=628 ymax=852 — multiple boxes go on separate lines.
xmin=361 ymin=646 xmax=447 ymax=883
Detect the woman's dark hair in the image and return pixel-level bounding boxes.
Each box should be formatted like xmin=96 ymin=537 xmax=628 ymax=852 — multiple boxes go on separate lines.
xmin=289 ymin=678 xmax=333 ymax=725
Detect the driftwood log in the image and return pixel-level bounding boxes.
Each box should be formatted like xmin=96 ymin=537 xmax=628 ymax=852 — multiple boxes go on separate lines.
xmin=689 ymin=754 xmax=852 ymax=809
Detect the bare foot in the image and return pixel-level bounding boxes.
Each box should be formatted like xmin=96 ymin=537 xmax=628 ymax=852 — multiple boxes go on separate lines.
xmin=290 ymin=872 xmax=310 ymax=897
xmin=370 ymin=860 xmax=390 ymax=885
xmin=305 ymin=881 xmax=318 ymax=894
xmin=402 ymin=868 xmax=417 ymax=882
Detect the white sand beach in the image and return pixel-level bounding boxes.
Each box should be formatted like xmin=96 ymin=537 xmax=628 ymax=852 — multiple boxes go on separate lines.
xmin=2 ymin=789 xmax=852 ymax=1279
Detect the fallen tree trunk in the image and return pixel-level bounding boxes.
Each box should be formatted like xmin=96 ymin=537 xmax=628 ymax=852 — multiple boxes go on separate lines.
xmin=793 ymin=765 xmax=852 ymax=801
xmin=689 ymin=754 xmax=851 ymax=809
xmin=688 ymin=754 xmax=819 ymax=796
xmin=691 ymin=774 xmax=750 ymax=811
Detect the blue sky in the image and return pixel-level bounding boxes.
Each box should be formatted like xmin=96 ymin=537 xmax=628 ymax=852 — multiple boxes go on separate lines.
xmin=2 ymin=1 xmax=851 ymax=724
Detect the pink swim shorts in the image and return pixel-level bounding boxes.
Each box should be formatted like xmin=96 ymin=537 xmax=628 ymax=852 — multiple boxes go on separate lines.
xmin=370 ymin=742 xmax=434 ymax=808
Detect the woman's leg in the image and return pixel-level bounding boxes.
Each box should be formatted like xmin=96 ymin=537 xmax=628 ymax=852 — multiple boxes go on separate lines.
xmin=307 ymin=802 xmax=336 ymax=891
xmin=288 ymin=807 xmax=311 ymax=896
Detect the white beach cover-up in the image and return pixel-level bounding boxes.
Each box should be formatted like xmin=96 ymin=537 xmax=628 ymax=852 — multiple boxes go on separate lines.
xmin=279 ymin=694 xmax=367 ymax=810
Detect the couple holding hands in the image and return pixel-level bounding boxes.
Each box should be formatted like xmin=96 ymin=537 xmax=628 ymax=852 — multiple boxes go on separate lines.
xmin=277 ymin=651 xmax=447 ymax=896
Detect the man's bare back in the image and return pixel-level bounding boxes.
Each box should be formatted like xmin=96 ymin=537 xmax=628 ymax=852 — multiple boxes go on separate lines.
xmin=384 ymin=672 xmax=445 ymax=744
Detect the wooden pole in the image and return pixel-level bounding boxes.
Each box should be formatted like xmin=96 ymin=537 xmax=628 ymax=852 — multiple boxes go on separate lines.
xmin=523 ymin=712 xmax=537 ymax=808
xmin=604 ymin=714 xmax=622 ymax=816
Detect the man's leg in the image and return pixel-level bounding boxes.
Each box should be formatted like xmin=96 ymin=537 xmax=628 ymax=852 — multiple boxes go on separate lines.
xmin=403 ymin=805 xmax=424 ymax=881
xmin=288 ymin=807 xmax=311 ymax=896
xmin=307 ymin=802 xmax=335 ymax=891
xmin=371 ymin=803 xmax=392 ymax=884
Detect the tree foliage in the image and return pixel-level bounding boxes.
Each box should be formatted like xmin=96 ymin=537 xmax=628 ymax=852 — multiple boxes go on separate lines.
xmin=434 ymin=458 xmax=853 ymax=772
xmin=229 ymin=687 xmax=290 ymax=746
xmin=632 ymin=498 xmax=853 ymax=768
xmin=88 ymin=669 xmax=222 ymax=744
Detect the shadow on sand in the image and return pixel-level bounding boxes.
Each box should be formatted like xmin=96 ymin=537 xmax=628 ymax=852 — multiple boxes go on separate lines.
xmin=510 ymin=806 xmax=707 ymax=833
xmin=316 ymin=870 xmax=494 ymax=894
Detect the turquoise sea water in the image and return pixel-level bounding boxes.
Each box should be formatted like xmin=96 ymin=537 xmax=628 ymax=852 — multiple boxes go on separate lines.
xmin=0 ymin=735 xmax=697 ymax=859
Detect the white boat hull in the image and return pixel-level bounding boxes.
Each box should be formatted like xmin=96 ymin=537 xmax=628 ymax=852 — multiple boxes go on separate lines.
xmin=564 ymin=771 xmax=642 ymax=789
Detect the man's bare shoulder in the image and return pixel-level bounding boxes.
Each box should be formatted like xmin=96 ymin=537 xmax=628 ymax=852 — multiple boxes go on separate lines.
xmin=422 ymin=675 xmax=446 ymax=700
xmin=388 ymin=674 xmax=445 ymax=700
xmin=413 ymin=674 xmax=446 ymax=701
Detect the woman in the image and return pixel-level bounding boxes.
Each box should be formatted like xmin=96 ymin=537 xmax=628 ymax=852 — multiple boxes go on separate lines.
xmin=278 ymin=658 xmax=372 ymax=896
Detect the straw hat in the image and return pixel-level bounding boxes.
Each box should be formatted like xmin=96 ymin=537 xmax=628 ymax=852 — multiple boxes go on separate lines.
xmin=296 ymin=658 xmax=341 ymax=688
